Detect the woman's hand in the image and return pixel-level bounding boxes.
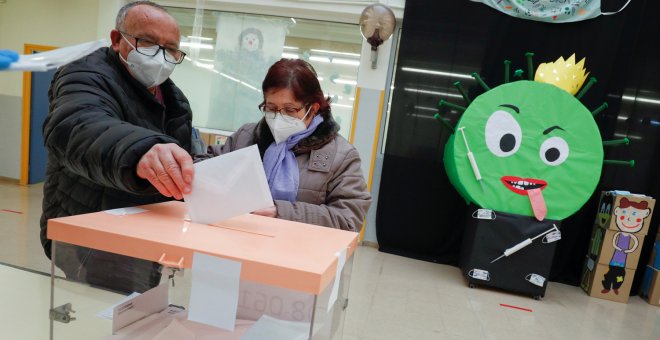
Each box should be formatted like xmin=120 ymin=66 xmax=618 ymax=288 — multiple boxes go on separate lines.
xmin=251 ymin=206 xmax=277 ymax=218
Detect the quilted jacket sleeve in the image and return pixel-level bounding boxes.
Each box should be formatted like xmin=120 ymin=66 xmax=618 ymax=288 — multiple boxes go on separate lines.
xmin=275 ymin=147 xmax=372 ymax=232
xmin=44 ymin=68 xmax=180 ymax=194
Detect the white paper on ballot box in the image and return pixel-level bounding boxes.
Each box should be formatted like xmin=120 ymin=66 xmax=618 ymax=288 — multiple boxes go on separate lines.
xmin=8 ymin=39 xmax=107 ymax=71
xmin=184 ymin=145 xmax=273 ymax=224
xmin=241 ymin=314 xmax=309 ymax=340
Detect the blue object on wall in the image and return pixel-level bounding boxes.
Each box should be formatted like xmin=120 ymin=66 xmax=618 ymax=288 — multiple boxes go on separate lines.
xmin=28 ymin=68 xmax=55 ymax=184
xmin=641 ymin=265 xmax=654 ymax=296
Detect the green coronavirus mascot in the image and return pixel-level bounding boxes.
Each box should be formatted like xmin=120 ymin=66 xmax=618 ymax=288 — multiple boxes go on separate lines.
xmin=437 ymin=54 xmax=630 ymax=299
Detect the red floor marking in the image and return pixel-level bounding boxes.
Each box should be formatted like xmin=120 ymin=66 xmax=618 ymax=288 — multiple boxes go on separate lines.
xmin=1 ymin=209 xmax=23 ymax=214
xmin=500 ymin=303 xmax=533 ymax=312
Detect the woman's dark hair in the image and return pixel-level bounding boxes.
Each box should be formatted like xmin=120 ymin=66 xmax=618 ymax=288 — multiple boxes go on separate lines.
xmin=255 ymin=58 xmax=336 ymax=154
xmin=259 ymin=58 xmax=332 ymax=120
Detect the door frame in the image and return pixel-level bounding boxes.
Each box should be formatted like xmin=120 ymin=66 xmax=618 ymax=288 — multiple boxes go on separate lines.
xmin=20 ymin=44 xmax=57 ymax=185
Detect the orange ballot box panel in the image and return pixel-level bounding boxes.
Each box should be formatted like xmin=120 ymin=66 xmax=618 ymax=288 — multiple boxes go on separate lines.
xmin=47 ymin=201 xmax=358 ymax=339
xmin=48 ymin=201 xmax=357 ymax=295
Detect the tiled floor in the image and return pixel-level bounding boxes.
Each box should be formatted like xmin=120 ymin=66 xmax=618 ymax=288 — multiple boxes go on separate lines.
xmin=343 ymin=247 xmax=659 ymax=339
xmin=0 ymin=181 xmax=658 ymax=339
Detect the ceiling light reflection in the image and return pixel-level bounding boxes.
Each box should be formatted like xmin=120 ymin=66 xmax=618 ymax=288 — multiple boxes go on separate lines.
xmin=401 ymin=67 xmax=473 ymax=80
xmin=403 ymin=87 xmax=464 ymax=99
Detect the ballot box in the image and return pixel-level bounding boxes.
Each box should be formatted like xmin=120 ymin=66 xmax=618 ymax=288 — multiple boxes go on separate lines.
xmin=459 ymin=207 xmax=562 ymax=300
xmin=47 ymin=201 xmax=357 ymax=339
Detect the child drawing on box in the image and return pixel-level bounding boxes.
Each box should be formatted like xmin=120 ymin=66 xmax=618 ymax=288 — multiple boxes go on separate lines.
xmin=601 ymin=198 xmax=651 ymax=294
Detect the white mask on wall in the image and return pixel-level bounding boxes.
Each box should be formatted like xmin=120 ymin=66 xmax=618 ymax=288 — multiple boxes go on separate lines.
xmin=471 ymin=0 xmax=631 ymax=23
xmin=265 ymin=106 xmax=312 ymax=144
xmin=119 ymin=34 xmax=176 ymax=88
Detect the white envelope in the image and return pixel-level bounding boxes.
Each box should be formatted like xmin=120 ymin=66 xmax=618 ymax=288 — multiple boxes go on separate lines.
xmin=241 ymin=315 xmax=309 ymax=340
xmin=112 ymin=284 xmax=169 ymax=333
xmin=184 ymin=144 xmax=273 ymax=224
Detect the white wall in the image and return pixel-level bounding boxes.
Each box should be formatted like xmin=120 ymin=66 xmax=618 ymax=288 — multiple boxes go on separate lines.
xmin=0 ymin=95 xmax=22 ymax=179
xmin=0 ymin=0 xmax=114 ymax=179
xmin=0 ymin=0 xmax=106 ymax=96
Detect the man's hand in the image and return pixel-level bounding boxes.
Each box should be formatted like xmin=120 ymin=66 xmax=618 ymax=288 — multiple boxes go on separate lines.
xmin=251 ymin=206 xmax=277 ymax=218
xmin=137 ymin=143 xmax=193 ymax=200
xmin=0 ymin=50 xmax=19 ymax=70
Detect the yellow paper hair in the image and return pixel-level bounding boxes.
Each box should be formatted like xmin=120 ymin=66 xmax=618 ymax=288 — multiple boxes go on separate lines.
xmin=534 ymin=54 xmax=589 ymax=96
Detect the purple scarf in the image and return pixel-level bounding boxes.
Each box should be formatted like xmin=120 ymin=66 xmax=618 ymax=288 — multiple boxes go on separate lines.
xmin=263 ymin=115 xmax=324 ymax=202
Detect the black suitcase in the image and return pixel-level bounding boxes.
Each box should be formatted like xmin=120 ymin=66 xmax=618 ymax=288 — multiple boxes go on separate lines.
xmin=459 ymin=206 xmax=562 ymax=299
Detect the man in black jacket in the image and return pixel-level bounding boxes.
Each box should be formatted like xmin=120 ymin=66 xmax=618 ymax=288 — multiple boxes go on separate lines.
xmin=41 ymin=1 xmax=194 ymax=293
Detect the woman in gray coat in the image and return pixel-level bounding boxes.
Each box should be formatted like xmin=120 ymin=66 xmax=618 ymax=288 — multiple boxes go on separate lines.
xmin=206 ymin=59 xmax=371 ymax=232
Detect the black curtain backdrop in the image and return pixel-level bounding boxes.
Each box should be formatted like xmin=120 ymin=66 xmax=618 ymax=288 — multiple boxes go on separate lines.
xmin=377 ymin=0 xmax=660 ymax=293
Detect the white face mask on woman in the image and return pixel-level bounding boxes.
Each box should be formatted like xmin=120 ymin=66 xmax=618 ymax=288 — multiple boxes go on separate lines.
xmin=119 ymin=34 xmax=176 ymax=88
xmin=265 ymin=106 xmax=312 ymax=144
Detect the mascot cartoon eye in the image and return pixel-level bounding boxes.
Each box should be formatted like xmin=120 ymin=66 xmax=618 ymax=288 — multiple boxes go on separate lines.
xmin=539 ymin=136 xmax=569 ymax=166
xmin=485 ymin=110 xmax=522 ymax=157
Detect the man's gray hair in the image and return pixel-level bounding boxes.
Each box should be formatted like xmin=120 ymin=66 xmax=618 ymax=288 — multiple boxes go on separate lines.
xmin=115 ymin=1 xmax=169 ymax=30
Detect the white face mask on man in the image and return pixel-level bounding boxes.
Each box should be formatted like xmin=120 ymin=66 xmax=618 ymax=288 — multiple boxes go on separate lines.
xmin=119 ymin=34 xmax=176 ymax=88
xmin=265 ymin=106 xmax=312 ymax=144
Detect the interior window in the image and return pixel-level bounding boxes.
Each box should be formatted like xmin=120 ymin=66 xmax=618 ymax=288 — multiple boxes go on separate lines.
xmin=167 ymin=7 xmax=362 ymax=142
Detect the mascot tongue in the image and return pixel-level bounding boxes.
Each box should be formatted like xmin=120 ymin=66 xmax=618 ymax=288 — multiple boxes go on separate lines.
xmin=528 ymin=188 xmax=547 ymax=221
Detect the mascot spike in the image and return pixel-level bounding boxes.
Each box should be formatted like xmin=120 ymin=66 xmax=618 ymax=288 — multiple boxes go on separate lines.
xmin=591 ymin=102 xmax=608 ymax=116
xmin=453 ymin=81 xmax=471 ymax=104
xmin=438 ymin=99 xmax=467 ymax=112
xmin=603 ymin=138 xmax=630 ymax=146
xmin=471 ymin=72 xmax=491 ymax=91
xmin=604 ymin=159 xmax=635 ymax=167
xmin=525 ymin=52 xmax=535 ymax=81
xmin=433 ymin=113 xmax=455 ymax=132
xmin=576 ymin=77 xmax=598 ymax=100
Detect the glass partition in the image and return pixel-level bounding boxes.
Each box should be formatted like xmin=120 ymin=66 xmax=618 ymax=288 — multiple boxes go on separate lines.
xmin=167 ymin=7 xmax=363 ymax=142
xmin=50 ymin=240 xmax=353 ymax=339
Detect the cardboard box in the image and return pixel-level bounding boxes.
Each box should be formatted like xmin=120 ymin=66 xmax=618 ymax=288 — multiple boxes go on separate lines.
xmin=640 ymin=265 xmax=660 ymax=306
xmin=594 ymin=191 xmax=655 ymax=235
xmin=587 ymin=224 xmax=646 ymax=270
xmin=210 ymin=133 xmax=228 ymax=146
xmin=581 ymin=258 xmax=635 ymax=303
xmin=199 ymin=132 xmax=212 ymax=147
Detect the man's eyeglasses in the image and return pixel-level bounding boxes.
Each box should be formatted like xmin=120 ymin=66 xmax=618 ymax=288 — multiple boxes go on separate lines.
xmin=120 ymin=31 xmax=186 ymax=64
xmin=260 ymin=104 xmax=307 ymax=119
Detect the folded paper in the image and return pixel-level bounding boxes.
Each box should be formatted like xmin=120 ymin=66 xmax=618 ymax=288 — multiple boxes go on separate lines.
xmin=184 ymin=145 xmax=273 ymax=224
